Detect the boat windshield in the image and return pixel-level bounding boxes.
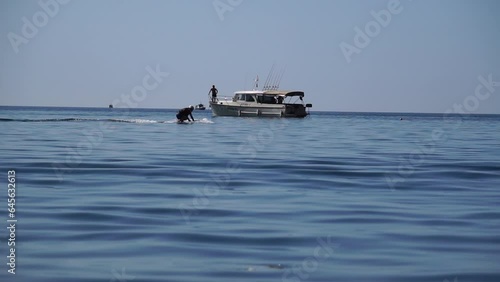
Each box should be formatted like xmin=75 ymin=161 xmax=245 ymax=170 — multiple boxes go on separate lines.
xmin=234 ymin=94 xmax=256 ymax=102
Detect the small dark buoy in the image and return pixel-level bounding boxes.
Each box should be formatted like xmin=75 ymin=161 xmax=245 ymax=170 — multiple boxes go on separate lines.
xmin=267 ymin=264 xmax=285 ymax=270
xmin=109 ymin=104 xmax=113 ymax=108
xmin=400 ymin=117 xmax=403 ymax=120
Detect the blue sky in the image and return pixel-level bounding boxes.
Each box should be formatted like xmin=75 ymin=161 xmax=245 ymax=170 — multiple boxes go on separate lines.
xmin=1 ymin=0 xmax=499 ymax=113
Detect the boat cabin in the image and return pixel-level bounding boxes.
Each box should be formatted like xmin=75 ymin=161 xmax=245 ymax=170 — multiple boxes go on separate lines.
xmin=210 ymin=90 xmax=311 ymax=118
xmin=232 ymin=90 xmax=307 ymax=105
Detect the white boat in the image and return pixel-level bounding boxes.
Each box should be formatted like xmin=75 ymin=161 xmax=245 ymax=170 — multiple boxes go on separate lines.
xmin=195 ymin=103 xmax=206 ymax=110
xmin=209 ymin=90 xmax=312 ymax=118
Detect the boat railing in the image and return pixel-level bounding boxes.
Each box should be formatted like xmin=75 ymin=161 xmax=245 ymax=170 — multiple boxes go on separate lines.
xmin=210 ymin=96 xmax=235 ymax=103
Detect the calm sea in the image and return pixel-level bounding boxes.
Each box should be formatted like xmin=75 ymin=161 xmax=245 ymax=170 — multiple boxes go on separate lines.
xmin=0 ymin=106 xmax=499 ymax=282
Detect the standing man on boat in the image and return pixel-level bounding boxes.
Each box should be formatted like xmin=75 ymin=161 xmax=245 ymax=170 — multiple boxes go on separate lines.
xmin=176 ymin=105 xmax=195 ymax=122
xmin=209 ymin=85 xmax=218 ymax=102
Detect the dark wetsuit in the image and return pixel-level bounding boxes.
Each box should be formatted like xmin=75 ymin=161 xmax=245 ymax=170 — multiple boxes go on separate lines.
xmin=210 ymin=87 xmax=218 ymax=102
xmin=176 ymin=108 xmax=194 ymax=122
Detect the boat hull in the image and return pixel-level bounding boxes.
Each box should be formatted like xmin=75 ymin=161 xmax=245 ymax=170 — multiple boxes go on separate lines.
xmin=209 ymin=101 xmax=308 ymax=117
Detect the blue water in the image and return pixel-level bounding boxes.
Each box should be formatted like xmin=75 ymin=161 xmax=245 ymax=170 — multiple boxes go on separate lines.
xmin=1 ymin=106 xmax=499 ymax=282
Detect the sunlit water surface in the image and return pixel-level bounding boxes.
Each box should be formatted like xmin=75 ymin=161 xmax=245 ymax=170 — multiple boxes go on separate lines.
xmin=1 ymin=106 xmax=499 ymax=282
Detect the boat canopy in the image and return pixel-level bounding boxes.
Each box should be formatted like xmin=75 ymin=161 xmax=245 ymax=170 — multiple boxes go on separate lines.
xmin=262 ymin=90 xmax=304 ymax=97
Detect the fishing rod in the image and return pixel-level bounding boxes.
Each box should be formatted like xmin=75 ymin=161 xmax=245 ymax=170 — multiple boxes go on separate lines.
xmin=277 ymin=66 xmax=286 ymax=90
xmin=263 ymin=63 xmax=275 ymax=90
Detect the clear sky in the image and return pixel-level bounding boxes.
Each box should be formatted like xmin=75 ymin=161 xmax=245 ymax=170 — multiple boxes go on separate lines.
xmin=1 ymin=0 xmax=499 ymax=113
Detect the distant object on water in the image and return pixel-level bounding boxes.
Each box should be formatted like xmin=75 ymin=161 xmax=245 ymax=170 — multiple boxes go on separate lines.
xmin=109 ymin=104 xmax=113 ymax=108
xmin=195 ymin=103 xmax=206 ymax=110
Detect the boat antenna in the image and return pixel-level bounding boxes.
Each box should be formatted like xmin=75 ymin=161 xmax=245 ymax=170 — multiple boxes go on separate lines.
xmin=253 ymin=75 xmax=259 ymax=90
